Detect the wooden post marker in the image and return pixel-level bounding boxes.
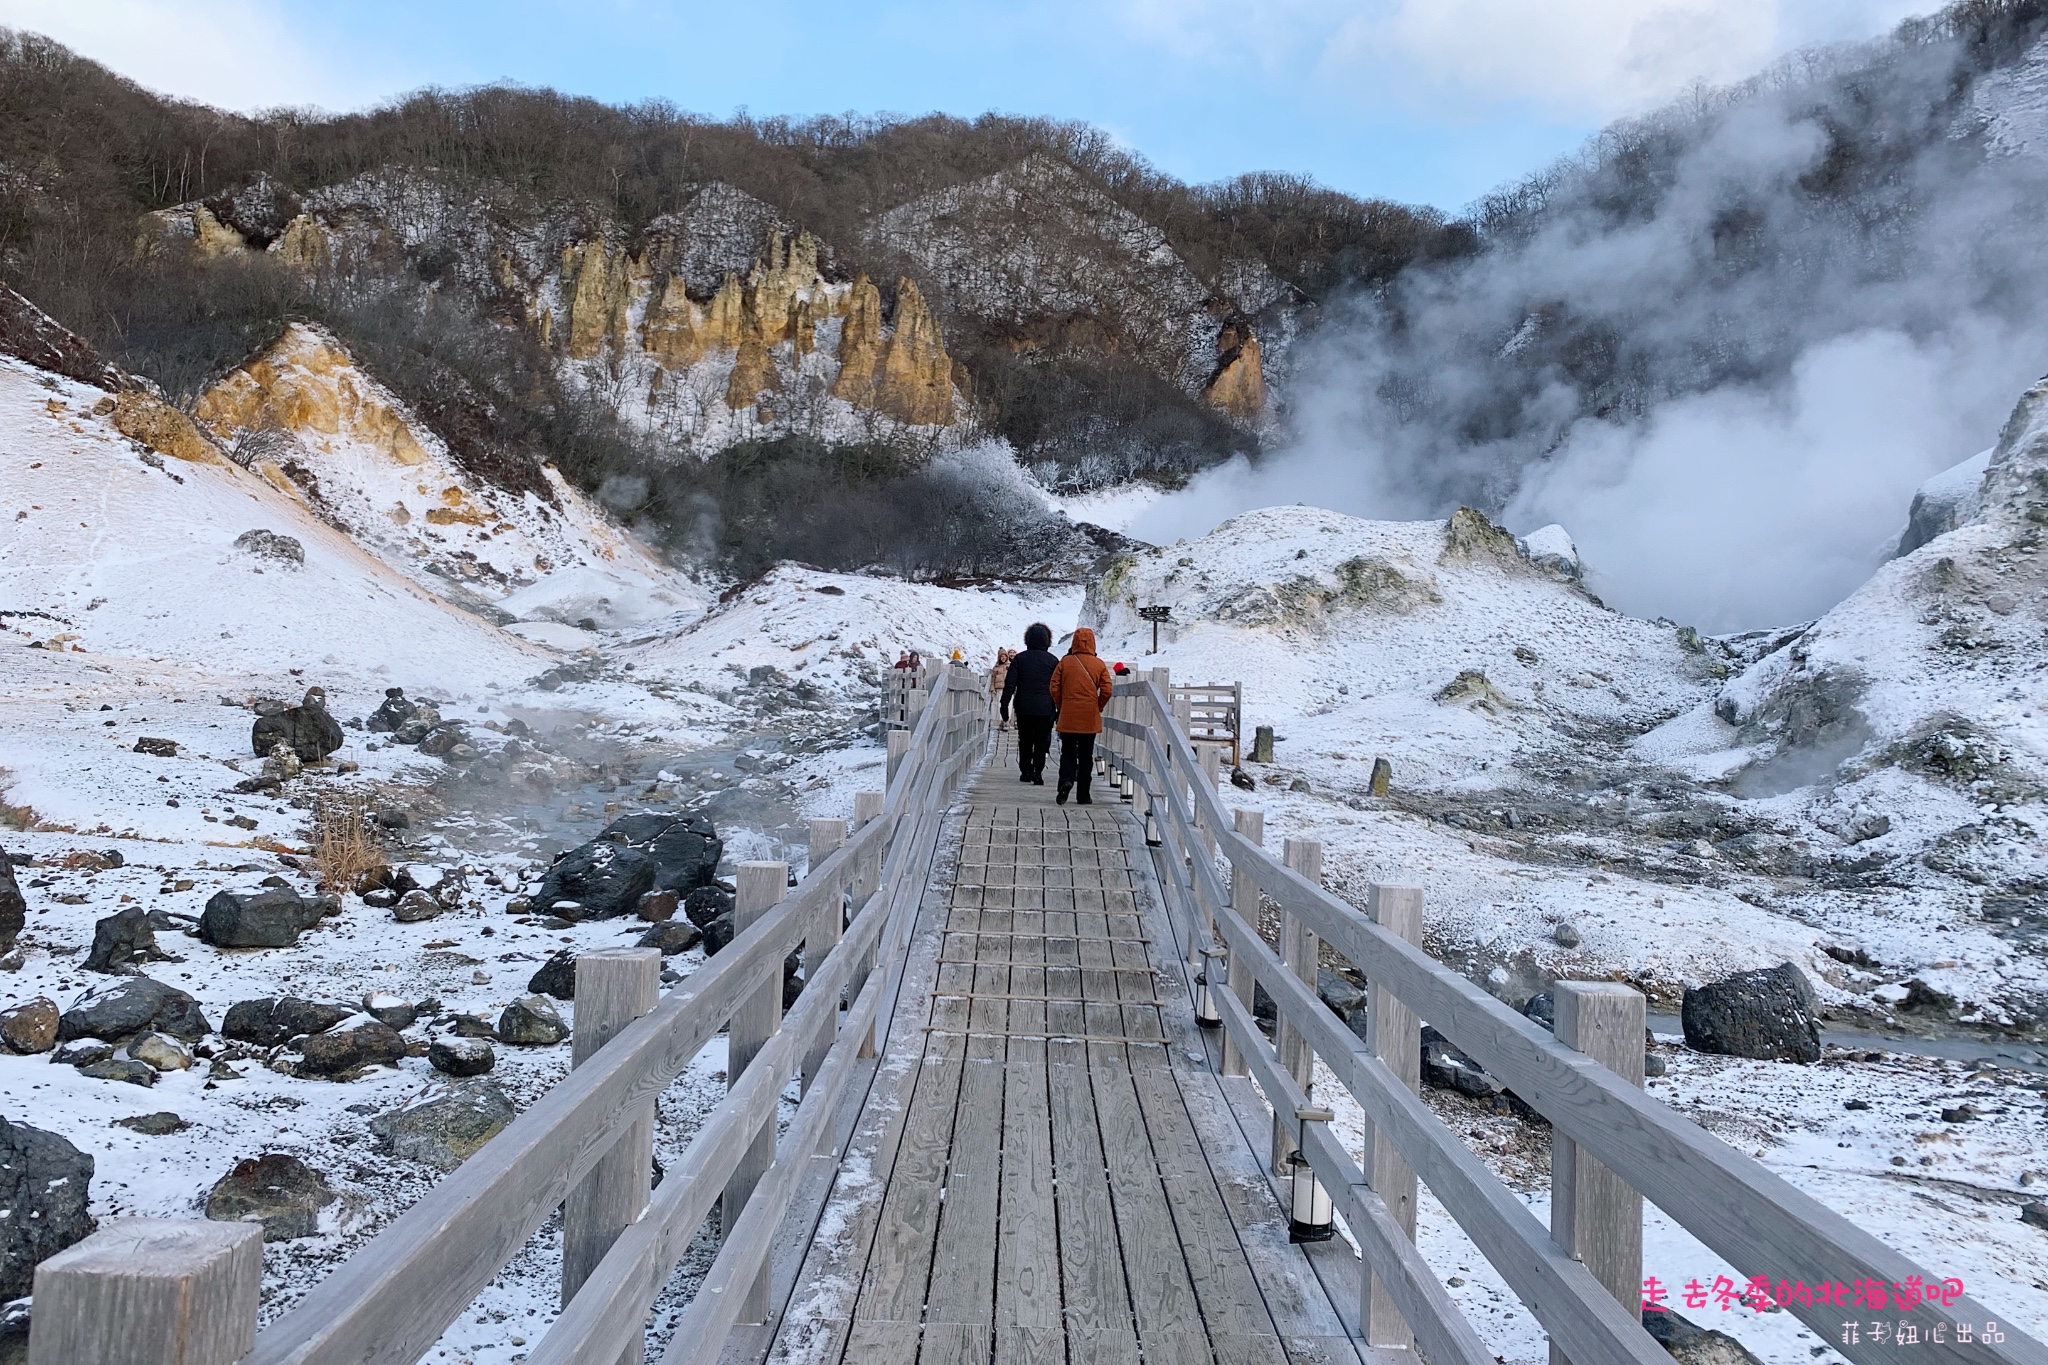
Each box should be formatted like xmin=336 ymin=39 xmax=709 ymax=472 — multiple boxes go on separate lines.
xmin=562 ymin=946 xmax=662 ymax=1365
xmin=1221 ymin=807 xmax=1264 ymax=1076
xmin=886 ymin=729 xmax=912 ymax=789
xmin=1362 ymin=884 xmax=1423 ymax=1350
xmin=29 ymin=1218 xmax=262 ymax=1365
xmin=1550 ymin=981 xmax=1647 ymax=1365
xmin=727 ymin=860 xmax=788 ymax=1324
xmin=1271 ymin=837 xmax=1323 ymax=1175
xmin=804 ymin=818 xmax=849 ymax=1152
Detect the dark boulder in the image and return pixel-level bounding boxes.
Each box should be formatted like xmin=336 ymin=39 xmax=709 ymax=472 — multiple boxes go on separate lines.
xmin=204 ymin=1153 xmax=333 ymax=1241
xmin=601 ymin=812 xmax=723 ymax=892
xmin=498 ymin=996 xmax=567 ymax=1046
xmin=1681 ymin=963 xmax=1821 ymax=1064
xmin=83 ymin=907 xmax=157 ymax=974
xmin=428 ymin=1036 xmax=495 ymax=1077
xmin=1641 ymin=1308 xmax=1763 ymax=1364
xmin=417 ymin=723 xmax=469 ymax=758
xmin=1521 ymin=991 xmax=1556 ymax=1032
xmin=78 ymin=1059 xmax=155 ymax=1087
xmin=701 ymin=913 xmax=735 ymax=955
xmin=1421 ymin=1026 xmax=1502 ymax=1098
xmin=0 ymin=852 xmax=22 ymax=957
xmin=221 ymin=997 xmax=353 ymax=1048
xmin=370 ymin=1080 xmax=515 ymax=1170
xmin=200 ymin=886 xmax=320 ymax=948
xmin=291 ymin=1019 xmax=407 ymax=1077
xmin=390 ymin=703 xmax=442 ymax=746
xmin=528 ymin=949 xmax=576 ymax=1000
xmin=682 ymin=885 xmax=734 ymax=929
xmin=0 ymin=1000 xmax=56 ymax=1055
xmin=233 ymin=529 xmax=303 ymax=567
xmin=639 ymin=920 xmax=702 ymax=956
xmin=1316 ymin=967 xmax=1365 ymax=1018
xmin=532 ymin=841 xmax=658 ymax=921
xmin=361 ymin=993 xmax=417 ymax=1030
xmin=0 ymin=1118 xmax=94 ymax=1297
xmin=366 ymin=688 xmax=418 ymax=734
xmin=250 ymin=686 xmax=344 ymax=764
xmin=59 ymin=978 xmax=209 ymax=1043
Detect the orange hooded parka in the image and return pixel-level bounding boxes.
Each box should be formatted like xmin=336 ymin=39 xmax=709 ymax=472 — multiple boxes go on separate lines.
xmin=1048 ymin=627 xmax=1114 ymax=734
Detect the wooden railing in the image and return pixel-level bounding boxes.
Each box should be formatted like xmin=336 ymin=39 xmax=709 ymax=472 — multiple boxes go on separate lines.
xmin=28 ymin=663 xmax=991 ymax=1365
xmin=1099 ymin=669 xmax=2048 ymax=1365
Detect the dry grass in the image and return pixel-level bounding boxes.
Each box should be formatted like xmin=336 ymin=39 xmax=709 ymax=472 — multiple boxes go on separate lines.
xmin=0 ymin=770 xmax=36 ymax=832
xmin=312 ymin=792 xmax=385 ymax=892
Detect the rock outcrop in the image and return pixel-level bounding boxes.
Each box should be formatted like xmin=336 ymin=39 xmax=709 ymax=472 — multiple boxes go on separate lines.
xmin=193 ymin=324 xmax=433 ymax=468
xmin=0 ymin=1118 xmax=94 ymax=1296
xmin=1203 ymin=324 xmax=1264 ymax=418
xmin=832 ymin=276 xmax=956 ymax=425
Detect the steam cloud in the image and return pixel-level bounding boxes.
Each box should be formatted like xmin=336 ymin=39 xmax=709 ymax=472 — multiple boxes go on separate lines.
xmin=1134 ymin=21 xmax=2048 ymax=632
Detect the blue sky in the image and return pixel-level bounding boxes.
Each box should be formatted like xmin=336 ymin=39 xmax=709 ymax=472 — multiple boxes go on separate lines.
xmin=1 ymin=0 xmax=1925 ymax=212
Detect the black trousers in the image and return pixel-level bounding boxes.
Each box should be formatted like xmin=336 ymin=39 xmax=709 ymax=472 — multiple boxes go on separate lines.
xmin=1057 ymin=731 xmax=1096 ymax=796
xmin=1016 ymin=715 xmax=1053 ymax=778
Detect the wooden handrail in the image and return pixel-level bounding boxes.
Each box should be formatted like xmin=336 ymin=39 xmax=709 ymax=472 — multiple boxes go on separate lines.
xmin=233 ymin=665 xmax=984 ymax=1365
xmin=1109 ymin=678 xmax=2048 ymax=1365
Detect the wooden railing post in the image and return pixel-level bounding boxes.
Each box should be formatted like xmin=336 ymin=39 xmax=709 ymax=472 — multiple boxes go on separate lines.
xmin=29 ymin=1219 xmax=262 ymax=1365
xmin=851 ymin=791 xmax=885 ymax=1059
xmin=563 ymin=947 xmax=663 ymax=1365
xmin=1362 ymin=885 xmax=1424 ymax=1349
xmin=1550 ymin=982 xmax=1646 ymax=1365
xmin=727 ymin=861 xmax=788 ymax=1324
xmin=886 ymin=728 xmax=911 ymax=788
xmin=1271 ymin=838 xmax=1323 ymax=1175
xmin=1221 ymin=808 xmax=1264 ymax=1076
xmin=804 ymin=818 xmax=849 ymax=1152
xmin=1196 ymin=749 xmax=1220 ymax=855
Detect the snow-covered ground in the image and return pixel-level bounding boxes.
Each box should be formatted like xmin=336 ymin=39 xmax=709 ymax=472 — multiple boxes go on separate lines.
xmin=6 ymin=299 xmax=2048 ymax=1360
xmin=0 ymin=340 xmax=1075 ymax=1361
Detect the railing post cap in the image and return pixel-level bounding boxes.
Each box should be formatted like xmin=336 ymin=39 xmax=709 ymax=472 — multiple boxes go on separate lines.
xmin=38 ymin=1217 xmax=261 ymax=1274
xmin=1554 ymin=979 xmax=1642 ymax=998
xmin=577 ymin=945 xmax=662 ymax=963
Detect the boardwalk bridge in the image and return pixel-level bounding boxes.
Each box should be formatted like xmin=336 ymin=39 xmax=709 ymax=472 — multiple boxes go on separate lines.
xmin=32 ymin=664 xmax=2048 ymax=1365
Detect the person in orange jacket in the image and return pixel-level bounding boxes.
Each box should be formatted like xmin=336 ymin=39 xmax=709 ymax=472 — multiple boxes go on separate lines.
xmin=1047 ymin=626 xmax=1114 ymax=804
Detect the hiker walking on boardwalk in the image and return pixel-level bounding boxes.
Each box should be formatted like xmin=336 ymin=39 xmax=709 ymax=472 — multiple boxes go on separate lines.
xmin=1049 ymin=626 xmax=1113 ymax=805
xmin=999 ymin=625 xmax=1057 ymax=783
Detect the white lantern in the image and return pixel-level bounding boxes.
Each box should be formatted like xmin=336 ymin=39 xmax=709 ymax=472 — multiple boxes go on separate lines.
xmin=1289 ymin=1107 xmax=1335 ymax=1243
xmin=1195 ymin=948 xmax=1226 ymax=1029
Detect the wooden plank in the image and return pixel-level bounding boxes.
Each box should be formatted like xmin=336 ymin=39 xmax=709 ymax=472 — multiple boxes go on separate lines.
xmin=854 ymin=1029 xmax=967 ymax=1324
xmin=562 ymin=948 xmax=662 ymax=1365
xmin=1551 ymin=983 xmax=1647 ymax=1365
xmin=727 ymin=861 xmax=790 ymax=1325
xmin=1221 ymin=809 xmax=1263 ymax=1076
xmin=1087 ymin=1041 xmax=1207 ymax=1353
xmin=926 ymin=1031 xmax=1006 ymax=1329
xmin=1047 ymin=1036 xmax=1130 ymax=1334
xmin=1361 ymin=883 xmax=1419 ymax=1352
xmin=996 ymin=1033 xmax=1060 ymax=1344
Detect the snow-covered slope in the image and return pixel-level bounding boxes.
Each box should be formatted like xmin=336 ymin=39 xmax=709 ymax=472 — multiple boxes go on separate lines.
xmin=189 ymin=323 xmax=706 ymax=635
xmin=632 ymin=564 xmax=1082 ymax=704
xmin=0 ymin=355 xmax=547 ymax=689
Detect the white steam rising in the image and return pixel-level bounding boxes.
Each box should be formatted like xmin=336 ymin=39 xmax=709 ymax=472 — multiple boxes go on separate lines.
xmin=1134 ymin=21 xmax=2048 ymax=633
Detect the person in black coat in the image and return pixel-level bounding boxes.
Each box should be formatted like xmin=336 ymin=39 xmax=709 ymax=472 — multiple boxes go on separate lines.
xmin=1000 ymin=622 xmax=1058 ymax=783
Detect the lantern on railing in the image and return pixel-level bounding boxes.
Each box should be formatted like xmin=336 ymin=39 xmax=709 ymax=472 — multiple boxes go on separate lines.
xmin=1288 ymin=1107 xmax=1336 ymax=1242
xmin=1143 ymin=791 xmax=1162 ymax=847
xmin=1195 ymin=948 xmax=1225 ymax=1029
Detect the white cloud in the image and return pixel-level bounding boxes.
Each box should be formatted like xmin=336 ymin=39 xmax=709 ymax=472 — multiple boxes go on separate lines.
xmin=0 ymin=0 xmax=411 ymax=112
xmin=1114 ymin=0 xmax=1927 ymax=120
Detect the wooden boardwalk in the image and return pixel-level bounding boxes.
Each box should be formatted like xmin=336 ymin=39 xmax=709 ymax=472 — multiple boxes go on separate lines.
xmin=764 ymin=733 xmax=1362 ymax=1365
